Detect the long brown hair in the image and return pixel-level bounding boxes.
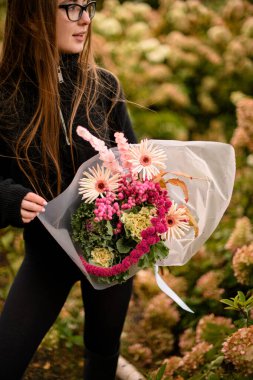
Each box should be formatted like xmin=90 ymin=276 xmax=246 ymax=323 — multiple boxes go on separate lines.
xmin=0 ymin=0 xmax=119 ymax=199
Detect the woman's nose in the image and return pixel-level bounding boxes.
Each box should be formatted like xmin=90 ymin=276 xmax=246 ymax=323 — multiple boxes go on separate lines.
xmin=78 ymin=10 xmax=91 ymax=25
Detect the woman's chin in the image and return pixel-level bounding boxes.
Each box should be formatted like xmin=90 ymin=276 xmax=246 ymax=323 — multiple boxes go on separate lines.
xmin=59 ymin=46 xmax=84 ymax=55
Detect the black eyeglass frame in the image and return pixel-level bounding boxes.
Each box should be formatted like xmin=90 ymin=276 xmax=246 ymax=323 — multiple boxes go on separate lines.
xmin=58 ymin=1 xmax=96 ymax=22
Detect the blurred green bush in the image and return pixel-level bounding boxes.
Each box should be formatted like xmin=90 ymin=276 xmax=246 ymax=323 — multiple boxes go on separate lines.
xmin=93 ymin=0 xmax=253 ymax=141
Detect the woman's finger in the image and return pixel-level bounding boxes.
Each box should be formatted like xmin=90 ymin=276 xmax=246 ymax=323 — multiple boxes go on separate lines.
xmin=21 ymin=209 xmax=38 ymax=219
xmin=21 ymin=192 xmax=47 ymax=223
xmin=23 ymin=192 xmax=47 ymax=207
xmin=21 ymin=199 xmax=46 ymax=213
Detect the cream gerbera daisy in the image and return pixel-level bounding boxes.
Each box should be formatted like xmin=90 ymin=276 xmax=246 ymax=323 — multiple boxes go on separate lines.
xmin=78 ymin=164 xmax=119 ymax=203
xmin=165 ymin=201 xmax=190 ymax=240
xmin=128 ymin=139 xmax=166 ymax=180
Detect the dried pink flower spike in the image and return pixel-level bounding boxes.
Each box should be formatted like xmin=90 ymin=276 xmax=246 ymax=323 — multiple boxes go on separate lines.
xmin=77 ymin=126 xmax=122 ymax=173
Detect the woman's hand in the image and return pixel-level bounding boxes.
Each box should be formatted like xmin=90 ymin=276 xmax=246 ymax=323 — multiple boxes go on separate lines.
xmin=21 ymin=192 xmax=48 ymax=223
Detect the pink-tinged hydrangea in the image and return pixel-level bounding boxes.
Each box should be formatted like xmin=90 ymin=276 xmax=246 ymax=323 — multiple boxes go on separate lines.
xmin=231 ymin=98 xmax=253 ymax=152
xmin=179 ymin=328 xmax=196 ymax=354
xmin=134 ymin=269 xmax=160 ymax=299
xmin=196 ymin=314 xmax=234 ymax=343
xmin=178 ymin=342 xmax=213 ymax=374
xmin=145 ymin=327 xmax=175 ymax=357
xmin=232 ymin=243 xmax=253 ymax=286
xmin=143 ymin=293 xmax=180 ymax=329
xmin=196 ymin=270 xmax=224 ymax=300
xmin=222 ymin=326 xmax=253 ymax=375
xmin=225 ymin=217 xmax=253 ymax=252
xmin=160 ymin=356 xmax=182 ymax=378
xmin=128 ymin=343 xmax=152 ymax=365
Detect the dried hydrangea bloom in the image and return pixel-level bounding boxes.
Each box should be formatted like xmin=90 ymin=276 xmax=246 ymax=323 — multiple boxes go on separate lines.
xmin=145 ymin=327 xmax=175 ymax=357
xmin=134 ymin=269 xmax=160 ymax=299
xmin=223 ymin=0 xmax=248 ymax=21
xmin=196 ymin=314 xmax=234 ymax=343
xmin=178 ymin=341 xmax=213 ymax=374
xmin=142 ymin=293 xmax=180 ymax=329
xmin=150 ymin=83 xmax=191 ymax=108
xmin=128 ymin=343 xmax=152 ymax=365
xmin=179 ymin=328 xmax=196 ymax=354
xmin=232 ymin=243 xmax=253 ymax=286
xmin=231 ymin=98 xmax=253 ymax=152
xmin=196 ymin=270 xmax=224 ymax=300
xmin=225 ymin=216 xmax=253 ymax=252
xmin=160 ymin=356 xmax=181 ymax=378
xmin=222 ymin=325 xmax=253 ymax=376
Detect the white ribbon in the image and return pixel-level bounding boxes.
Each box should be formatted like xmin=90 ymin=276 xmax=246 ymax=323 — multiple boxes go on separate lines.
xmin=154 ymin=265 xmax=194 ymax=313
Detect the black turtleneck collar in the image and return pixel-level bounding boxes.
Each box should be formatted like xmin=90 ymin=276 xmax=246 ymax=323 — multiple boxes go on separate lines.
xmin=60 ymin=53 xmax=79 ymax=69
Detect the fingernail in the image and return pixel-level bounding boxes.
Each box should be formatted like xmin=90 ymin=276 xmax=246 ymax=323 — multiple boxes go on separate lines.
xmin=41 ymin=207 xmax=46 ymax=212
xmin=43 ymin=201 xmax=48 ymax=206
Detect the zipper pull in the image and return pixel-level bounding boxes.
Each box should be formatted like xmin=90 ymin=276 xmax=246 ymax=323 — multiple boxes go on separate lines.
xmin=57 ymin=66 xmax=64 ymax=83
xmin=59 ymin=108 xmax=70 ymax=146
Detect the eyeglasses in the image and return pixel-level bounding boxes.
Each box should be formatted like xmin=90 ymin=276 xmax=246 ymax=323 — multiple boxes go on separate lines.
xmin=58 ymin=1 xmax=96 ymax=22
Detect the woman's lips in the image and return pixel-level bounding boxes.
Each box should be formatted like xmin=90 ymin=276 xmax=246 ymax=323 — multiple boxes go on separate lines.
xmin=73 ymin=33 xmax=85 ymax=42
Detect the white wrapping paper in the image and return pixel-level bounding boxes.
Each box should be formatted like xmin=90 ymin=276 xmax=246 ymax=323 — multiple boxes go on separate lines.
xmin=38 ymin=140 xmax=235 ymax=290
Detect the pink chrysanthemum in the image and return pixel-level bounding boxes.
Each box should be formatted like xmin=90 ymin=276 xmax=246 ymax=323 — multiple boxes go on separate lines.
xmin=128 ymin=139 xmax=166 ymax=180
xmin=165 ymin=201 xmax=190 ymax=239
xmin=79 ymin=164 xmax=119 ymax=203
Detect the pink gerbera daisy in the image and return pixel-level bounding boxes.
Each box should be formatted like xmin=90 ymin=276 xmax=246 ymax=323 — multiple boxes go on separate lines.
xmin=165 ymin=201 xmax=190 ymax=240
xmin=79 ymin=164 xmax=119 ymax=203
xmin=128 ymin=139 xmax=166 ymax=180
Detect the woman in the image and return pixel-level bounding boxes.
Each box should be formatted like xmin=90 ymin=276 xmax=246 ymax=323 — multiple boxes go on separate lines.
xmin=0 ymin=1 xmax=136 ymax=379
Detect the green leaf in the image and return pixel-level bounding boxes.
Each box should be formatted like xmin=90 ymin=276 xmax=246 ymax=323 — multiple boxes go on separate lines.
xmin=155 ymin=363 xmax=167 ymax=380
xmin=234 ymin=296 xmax=239 ymax=307
xmin=209 ymin=355 xmax=224 ymax=368
xmin=207 ymin=373 xmax=220 ymax=380
xmin=237 ymin=291 xmax=246 ymax=303
xmin=116 ymin=238 xmax=134 ymax=254
xmin=245 ymin=296 xmax=253 ymax=306
xmin=220 ymin=299 xmax=236 ymax=307
xmin=106 ymin=221 xmax=113 ymax=236
xmin=234 ymin=319 xmax=248 ymax=328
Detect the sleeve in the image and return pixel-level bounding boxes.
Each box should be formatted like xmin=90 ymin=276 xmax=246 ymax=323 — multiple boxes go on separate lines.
xmin=0 ymin=85 xmax=32 ymax=229
xmin=0 ymin=176 xmax=31 ymax=229
xmin=0 ymin=133 xmax=31 ymax=229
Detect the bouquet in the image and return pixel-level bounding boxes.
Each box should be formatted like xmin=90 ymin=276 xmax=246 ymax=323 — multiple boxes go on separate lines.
xmin=71 ymin=126 xmax=198 ymax=285
xmin=38 ymin=129 xmax=235 ymax=299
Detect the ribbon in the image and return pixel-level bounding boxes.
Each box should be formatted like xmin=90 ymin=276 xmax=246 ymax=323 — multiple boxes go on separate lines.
xmin=154 ymin=265 xmax=194 ymax=313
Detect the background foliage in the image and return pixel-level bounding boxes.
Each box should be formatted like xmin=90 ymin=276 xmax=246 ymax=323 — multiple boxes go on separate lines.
xmin=1 ymin=0 xmax=253 ymax=379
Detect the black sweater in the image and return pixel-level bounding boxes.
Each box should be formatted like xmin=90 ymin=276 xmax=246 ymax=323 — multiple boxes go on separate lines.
xmin=0 ymin=55 xmax=136 ymax=229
